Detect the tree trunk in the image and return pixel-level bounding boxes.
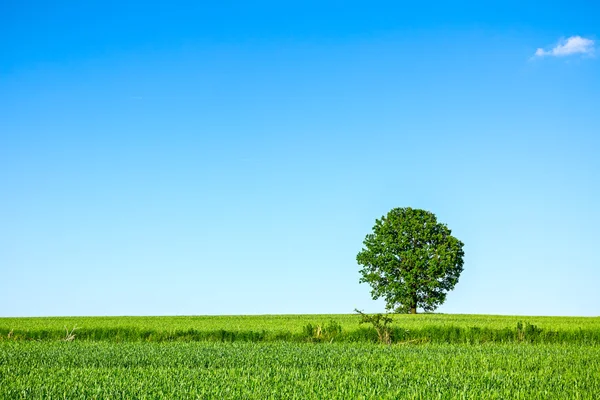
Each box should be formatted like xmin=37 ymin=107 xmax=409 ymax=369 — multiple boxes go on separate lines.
xmin=410 ymin=296 xmax=417 ymax=314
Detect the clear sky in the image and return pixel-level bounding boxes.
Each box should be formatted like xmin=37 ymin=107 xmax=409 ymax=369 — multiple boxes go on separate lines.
xmin=1 ymin=1 xmax=599 ymax=317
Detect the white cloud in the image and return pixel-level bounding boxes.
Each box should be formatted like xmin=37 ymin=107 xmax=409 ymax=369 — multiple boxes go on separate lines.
xmin=535 ymin=36 xmax=595 ymax=57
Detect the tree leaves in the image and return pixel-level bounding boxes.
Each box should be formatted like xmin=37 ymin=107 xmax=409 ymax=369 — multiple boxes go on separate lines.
xmin=357 ymin=207 xmax=465 ymax=313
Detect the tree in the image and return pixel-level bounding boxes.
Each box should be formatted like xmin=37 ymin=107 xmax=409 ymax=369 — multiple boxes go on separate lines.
xmin=357 ymin=207 xmax=464 ymax=314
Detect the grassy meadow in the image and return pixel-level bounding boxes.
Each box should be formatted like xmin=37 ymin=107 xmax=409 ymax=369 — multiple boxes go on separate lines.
xmin=1 ymin=314 xmax=599 ymax=398
xmin=1 ymin=313 xmax=599 ymax=343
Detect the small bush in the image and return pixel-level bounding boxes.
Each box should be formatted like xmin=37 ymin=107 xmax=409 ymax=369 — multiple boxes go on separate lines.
xmin=516 ymin=322 xmax=542 ymax=343
xmin=355 ymin=309 xmax=393 ymax=344
xmin=303 ymin=320 xmax=342 ymax=342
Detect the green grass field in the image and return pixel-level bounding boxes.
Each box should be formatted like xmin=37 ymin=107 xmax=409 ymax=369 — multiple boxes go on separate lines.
xmin=1 ymin=314 xmax=599 ymax=398
xmin=2 ymin=314 xmax=599 ymax=343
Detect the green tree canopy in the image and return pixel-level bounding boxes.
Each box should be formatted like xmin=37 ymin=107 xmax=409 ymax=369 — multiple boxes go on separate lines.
xmin=357 ymin=207 xmax=465 ymax=314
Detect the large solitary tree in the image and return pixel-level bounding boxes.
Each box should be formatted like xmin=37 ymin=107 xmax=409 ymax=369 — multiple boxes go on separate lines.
xmin=357 ymin=207 xmax=465 ymax=314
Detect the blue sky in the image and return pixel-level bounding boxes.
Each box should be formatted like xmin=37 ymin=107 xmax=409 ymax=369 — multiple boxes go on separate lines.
xmin=1 ymin=1 xmax=599 ymax=317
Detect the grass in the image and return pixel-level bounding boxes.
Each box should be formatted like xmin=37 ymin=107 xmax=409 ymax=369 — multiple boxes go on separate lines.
xmin=2 ymin=341 xmax=599 ymax=399
xmin=2 ymin=314 xmax=599 ymax=344
xmin=2 ymin=314 xmax=599 ymax=398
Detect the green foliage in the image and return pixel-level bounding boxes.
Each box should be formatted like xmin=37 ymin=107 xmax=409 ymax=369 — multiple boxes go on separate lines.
xmin=2 ymin=316 xmax=600 ymax=399
xmin=355 ymin=309 xmax=394 ymax=344
xmin=303 ymin=320 xmax=343 ymax=342
xmin=3 ymin=314 xmax=600 ymax=334
xmin=357 ymin=207 xmax=465 ymax=313
xmin=516 ymin=322 xmax=543 ymax=343
xmin=2 ymin=315 xmax=600 ymax=344
xmin=2 ymin=341 xmax=600 ymax=398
